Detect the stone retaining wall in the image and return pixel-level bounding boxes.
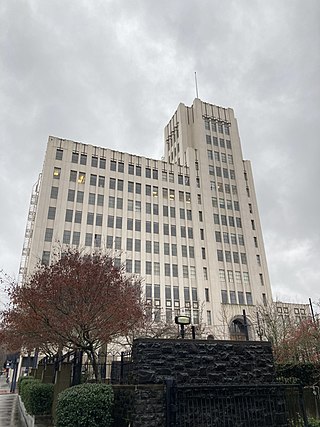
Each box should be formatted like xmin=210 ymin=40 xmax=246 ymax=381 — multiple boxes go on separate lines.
xmin=131 ymin=338 xmax=275 ymax=385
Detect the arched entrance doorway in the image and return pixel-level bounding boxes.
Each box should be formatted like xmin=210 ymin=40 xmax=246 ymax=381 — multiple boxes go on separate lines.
xmin=229 ymin=315 xmax=251 ymax=341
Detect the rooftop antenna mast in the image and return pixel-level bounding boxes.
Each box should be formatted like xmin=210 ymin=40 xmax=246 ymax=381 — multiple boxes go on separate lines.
xmin=195 ymin=71 xmax=199 ymax=99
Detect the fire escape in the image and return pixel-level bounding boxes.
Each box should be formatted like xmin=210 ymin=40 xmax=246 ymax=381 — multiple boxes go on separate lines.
xmin=18 ymin=174 xmax=42 ymax=284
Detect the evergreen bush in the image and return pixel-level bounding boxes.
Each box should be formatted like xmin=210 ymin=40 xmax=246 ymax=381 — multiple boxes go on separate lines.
xmin=23 ymin=381 xmax=54 ymax=415
xmin=276 ymin=363 xmax=320 ymax=386
xmin=56 ymin=383 xmax=114 ymax=427
xmin=17 ymin=376 xmax=37 ymax=395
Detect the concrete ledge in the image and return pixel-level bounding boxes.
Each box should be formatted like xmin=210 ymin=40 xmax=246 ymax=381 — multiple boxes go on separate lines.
xmin=18 ymin=395 xmax=53 ymax=427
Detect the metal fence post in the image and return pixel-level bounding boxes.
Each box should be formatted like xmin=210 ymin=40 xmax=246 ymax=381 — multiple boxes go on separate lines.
xmin=71 ymin=350 xmax=83 ymax=386
xmin=120 ymin=351 xmax=124 ymax=384
xmin=165 ymin=378 xmax=174 ymax=427
xmin=10 ymin=353 xmax=19 ymax=393
xmin=299 ymin=385 xmax=309 ymax=427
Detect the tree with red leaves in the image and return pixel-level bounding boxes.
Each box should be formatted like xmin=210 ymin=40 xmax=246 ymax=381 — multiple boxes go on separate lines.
xmin=275 ymin=318 xmax=320 ymax=364
xmin=0 ymin=250 xmax=144 ymax=381
xmin=257 ymin=303 xmax=320 ymax=364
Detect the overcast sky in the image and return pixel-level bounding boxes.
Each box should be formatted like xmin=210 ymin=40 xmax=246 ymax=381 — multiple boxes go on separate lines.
xmin=1 ymin=0 xmax=319 ymax=308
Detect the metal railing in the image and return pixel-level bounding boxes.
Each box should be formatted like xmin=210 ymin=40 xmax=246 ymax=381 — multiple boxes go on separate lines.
xmin=37 ymin=350 xmax=132 ymax=385
xmin=165 ymin=382 xmax=308 ymax=427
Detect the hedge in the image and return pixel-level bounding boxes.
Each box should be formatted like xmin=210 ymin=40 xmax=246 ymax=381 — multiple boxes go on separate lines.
xmin=17 ymin=376 xmax=38 ymax=395
xmin=276 ymin=363 xmax=320 ymax=386
xmin=56 ymin=383 xmax=114 ymax=427
xmin=22 ymin=380 xmax=54 ymax=415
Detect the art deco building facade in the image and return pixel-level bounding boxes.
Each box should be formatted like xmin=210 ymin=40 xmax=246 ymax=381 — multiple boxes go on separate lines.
xmin=20 ymin=98 xmax=273 ymax=339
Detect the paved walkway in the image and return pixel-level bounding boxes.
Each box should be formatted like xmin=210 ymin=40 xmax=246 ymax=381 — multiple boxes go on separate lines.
xmin=0 ymin=376 xmax=27 ymax=427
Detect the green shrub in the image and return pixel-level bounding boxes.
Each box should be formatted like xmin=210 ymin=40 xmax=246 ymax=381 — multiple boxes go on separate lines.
xmin=276 ymin=363 xmax=320 ymax=386
xmin=23 ymin=381 xmax=54 ymax=415
xmin=19 ymin=377 xmax=41 ymax=405
xmin=17 ymin=376 xmax=37 ymax=394
xmin=56 ymin=383 xmax=114 ymax=427
xmin=308 ymin=418 xmax=320 ymax=427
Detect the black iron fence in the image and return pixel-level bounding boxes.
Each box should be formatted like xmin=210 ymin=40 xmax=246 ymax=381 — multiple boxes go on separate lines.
xmin=165 ymin=382 xmax=308 ymax=427
xmin=37 ymin=350 xmax=132 ymax=386
xmin=81 ymin=351 xmax=132 ymax=384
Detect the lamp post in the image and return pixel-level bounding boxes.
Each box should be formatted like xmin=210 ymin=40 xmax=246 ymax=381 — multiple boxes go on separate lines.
xmin=175 ymin=315 xmax=191 ymax=339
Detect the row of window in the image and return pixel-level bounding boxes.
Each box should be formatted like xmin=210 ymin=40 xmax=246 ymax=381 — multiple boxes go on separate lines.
xmin=110 ymin=179 xmax=192 ymax=201
xmin=277 ymin=306 xmax=306 ymax=315
xmin=219 ymin=269 xmax=250 ymax=285
xmin=204 ymin=119 xmax=230 ymax=135
xmin=146 ymin=284 xmax=198 ymax=303
xmin=146 ymin=307 xmax=200 ymax=324
xmin=211 ymin=181 xmax=238 ymax=195
xmin=212 ymin=197 xmax=240 ymax=211
xmin=52 ymin=188 xmax=196 ymax=215
xmin=221 ymin=290 xmax=253 ymax=305
xmin=46 ymin=222 xmax=195 ymax=245
xmin=51 ymin=181 xmax=194 ymax=205
xmin=70 ymin=190 xmax=105 ymax=206
xmin=57 ymin=148 xmax=191 ymax=184
xmin=125 ymin=260 xmax=197 ymax=278
xmin=108 ymin=217 xmax=195 ymax=238
xmin=214 ymin=214 xmax=242 ymax=228
xmin=57 ymin=148 xmax=190 ymax=180
xmin=56 ymin=149 xmax=107 ymax=169
xmin=217 ymin=250 xmax=247 ymax=264
xmin=125 ymin=238 xmax=197 ymax=258
xmin=215 ymin=231 xmax=245 ymax=246
xmin=209 ymin=165 xmax=235 ymax=180
xmin=207 ymin=151 xmax=233 ymax=164
xmin=44 ymin=228 xmax=82 ymax=246
xmin=111 ymin=159 xmax=190 ymax=185
xmin=206 ymin=135 xmax=232 ymax=149
xmin=66 ymin=194 xmax=203 ymax=222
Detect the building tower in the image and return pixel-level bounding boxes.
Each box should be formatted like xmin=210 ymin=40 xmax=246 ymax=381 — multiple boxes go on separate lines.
xmin=20 ymin=98 xmax=273 ymax=339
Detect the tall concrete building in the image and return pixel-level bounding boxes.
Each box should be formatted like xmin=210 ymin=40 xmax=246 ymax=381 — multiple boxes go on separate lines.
xmin=19 ymin=98 xmax=273 ymax=339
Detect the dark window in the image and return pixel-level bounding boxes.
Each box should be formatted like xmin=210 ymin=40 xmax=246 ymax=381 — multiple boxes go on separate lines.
xmin=76 ymin=191 xmax=84 ymax=203
xmin=97 ymin=195 xmax=104 ymax=206
xmin=44 ymin=228 xmax=53 ymax=242
xmin=80 ymin=154 xmax=87 ymax=165
xmin=50 ymin=186 xmax=58 ymax=199
xmin=98 ymin=176 xmax=105 ymax=188
xmin=109 ymin=178 xmax=116 ymax=189
xmin=74 ymin=211 xmax=82 ymax=224
xmin=70 ymin=170 xmax=77 ymax=182
xmin=107 ymin=215 xmax=114 ymax=228
xmin=65 ymin=209 xmax=73 ymax=222
xmin=68 ymin=189 xmax=75 ymax=202
xmin=96 ymin=214 xmax=103 ymax=227
xmin=63 ymin=230 xmax=71 ymax=244
xmin=90 ymin=174 xmax=97 ymax=186
xmin=72 ymin=152 xmax=79 ymax=163
xmin=87 ymin=212 xmax=94 ymax=225
xmin=56 ymin=149 xmax=63 ymax=160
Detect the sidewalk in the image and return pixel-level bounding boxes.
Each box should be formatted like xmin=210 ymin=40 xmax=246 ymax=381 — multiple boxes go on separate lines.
xmin=0 ymin=375 xmax=27 ymax=426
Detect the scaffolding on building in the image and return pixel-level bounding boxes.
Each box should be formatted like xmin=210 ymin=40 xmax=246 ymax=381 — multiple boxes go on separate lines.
xmin=18 ymin=174 xmax=42 ymax=284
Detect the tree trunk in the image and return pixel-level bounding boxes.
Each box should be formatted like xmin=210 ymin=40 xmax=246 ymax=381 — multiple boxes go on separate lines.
xmin=88 ymin=348 xmax=101 ymax=383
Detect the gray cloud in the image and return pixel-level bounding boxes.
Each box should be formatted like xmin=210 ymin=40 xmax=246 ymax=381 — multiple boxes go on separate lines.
xmin=1 ymin=0 xmax=319 ymax=306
